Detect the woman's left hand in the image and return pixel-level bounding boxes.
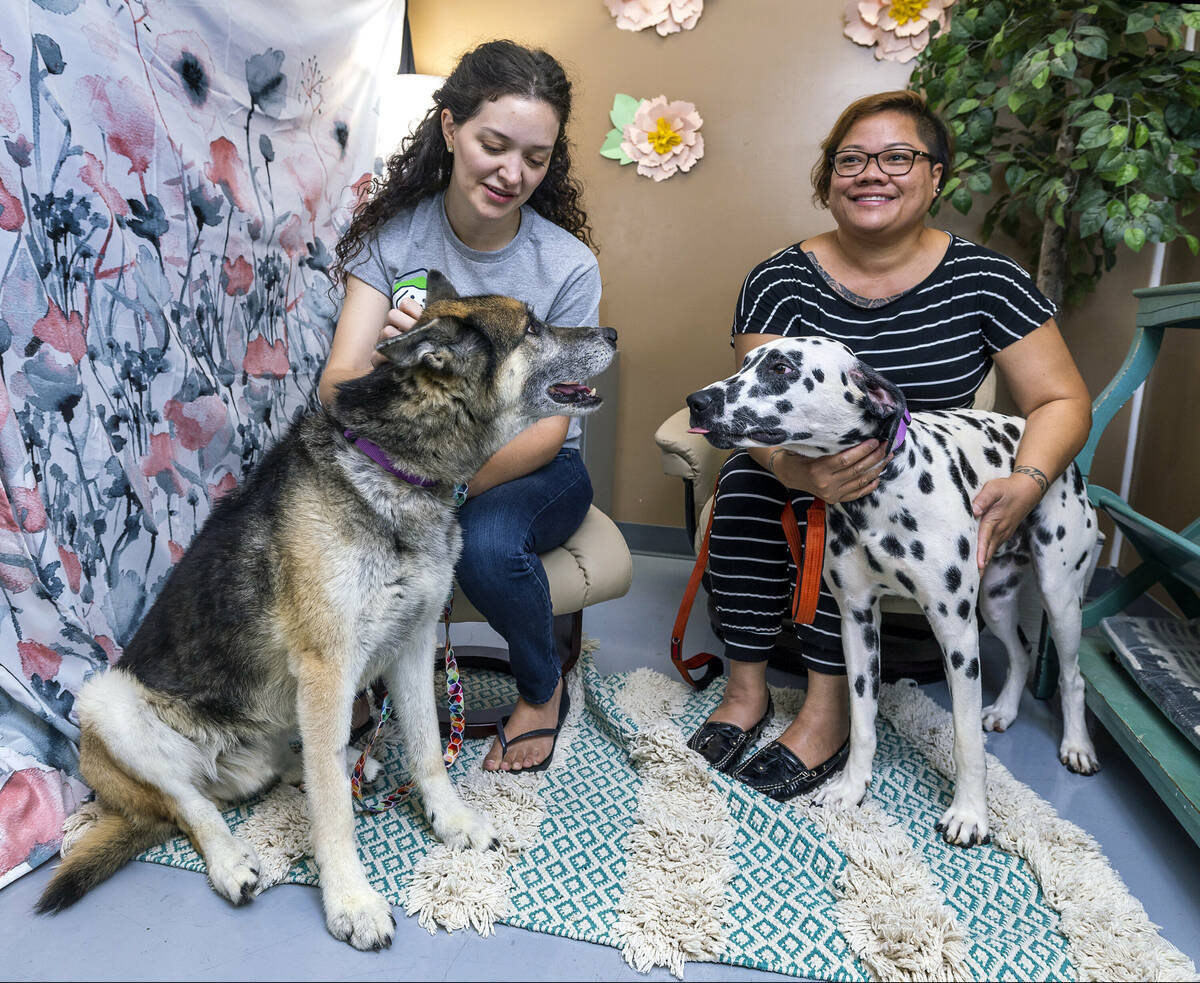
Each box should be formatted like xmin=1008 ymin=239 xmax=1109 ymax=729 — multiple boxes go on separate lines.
xmin=971 ymin=474 xmax=1044 ymax=570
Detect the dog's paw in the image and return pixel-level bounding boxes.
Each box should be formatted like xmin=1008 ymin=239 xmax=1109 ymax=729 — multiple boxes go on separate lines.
xmin=814 ymin=770 xmax=870 ymax=810
xmin=935 ymin=805 xmax=991 ymax=848
xmin=1060 ymin=740 xmax=1100 ymax=776
xmin=206 ymin=840 xmax=262 ymax=905
xmin=324 ymin=886 xmax=395 ymax=951
xmin=344 ymin=748 xmax=383 ymax=784
xmin=431 ymin=805 xmax=500 ymax=852
xmin=981 ymin=702 xmax=1017 ymax=733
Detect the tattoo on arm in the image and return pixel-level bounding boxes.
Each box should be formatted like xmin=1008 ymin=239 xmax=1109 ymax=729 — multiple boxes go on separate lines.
xmin=1013 ymin=465 xmax=1048 ymax=493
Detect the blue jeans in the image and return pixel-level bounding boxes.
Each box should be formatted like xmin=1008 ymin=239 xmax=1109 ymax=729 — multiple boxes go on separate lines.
xmin=455 ymin=448 xmax=592 ymax=706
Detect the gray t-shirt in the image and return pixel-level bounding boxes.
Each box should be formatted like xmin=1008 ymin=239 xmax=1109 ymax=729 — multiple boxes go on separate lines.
xmin=344 ymin=191 xmax=602 ymax=448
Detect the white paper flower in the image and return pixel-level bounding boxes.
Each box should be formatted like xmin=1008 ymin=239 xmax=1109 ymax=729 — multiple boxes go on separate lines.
xmin=620 ymin=96 xmax=703 ymax=181
xmin=604 ymin=0 xmax=704 ymax=37
xmin=844 ymin=0 xmax=956 ymax=63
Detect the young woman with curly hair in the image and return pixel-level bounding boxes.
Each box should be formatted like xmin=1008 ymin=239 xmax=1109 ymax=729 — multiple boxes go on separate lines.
xmin=321 ymin=40 xmax=600 ymax=774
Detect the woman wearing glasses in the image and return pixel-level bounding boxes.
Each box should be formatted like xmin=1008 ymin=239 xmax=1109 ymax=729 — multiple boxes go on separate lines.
xmin=686 ymin=90 xmax=1091 ymax=800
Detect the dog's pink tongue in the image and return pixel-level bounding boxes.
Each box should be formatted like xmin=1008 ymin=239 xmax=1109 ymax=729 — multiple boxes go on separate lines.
xmin=688 ymin=426 xmax=710 ymax=434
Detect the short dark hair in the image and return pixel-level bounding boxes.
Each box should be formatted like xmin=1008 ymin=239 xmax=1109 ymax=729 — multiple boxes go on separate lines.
xmin=810 ymin=90 xmax=953 ymax=208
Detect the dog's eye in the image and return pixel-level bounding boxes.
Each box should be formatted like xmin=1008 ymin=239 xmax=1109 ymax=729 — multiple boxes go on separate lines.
xmin=772 ymin=360 xmax=796 ymax=375
xmin=525 ymin=321 xmax=540 ymax=336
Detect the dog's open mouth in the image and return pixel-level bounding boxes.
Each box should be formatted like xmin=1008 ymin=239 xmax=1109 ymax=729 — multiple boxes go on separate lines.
xmin=548 ymin=381 xmax=601 ymax=407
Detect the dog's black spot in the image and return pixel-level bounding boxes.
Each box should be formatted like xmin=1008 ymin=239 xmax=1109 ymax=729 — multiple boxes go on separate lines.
xmin=919 ymin=472 xmax=934 ymax=494
xmin=812 ymin=368 xmax=824 ymax=383
xmin=896 ymin=570 xmax=916 ymax=593
xmin=921 ymin=443 xmax=934 ymax=464
xmin=843 ymin=391 xmax=855 ymax=403
xmin=803 ymin=377 xmax=815 ymax=392
xmin=1003 ymin=421 xmax=1022 ymax=441
xmin=960 ymin=415 xmax=984 ymax=429
xmin=938 ymin=601 xmax=948 ymax=616
xmin=880 ymin=535 xmax=905 ymax=558
xmin=863 ymin=624 xmax=879 ymax=649
xmin=1056 ymin=525 xmax=1066 ymax=541
xmin=852 ymin=607 xmax=871 ymax=623
xmin=855 ymin=674 xmax=866 ymax=697
xmin=957 ymin=598 xmax=971 ymax=620
xmin=1072 ymin=464 xmax=1085 ymax=497
xmin=950 ymin=650 xmax=964 ymax=669
xmin=983 ymin=446 xmax=1002 ymax=468
xmin=864 ymin=546 xmax=883 ymax=573
xmin=965 ymin=657 xmax=980 ymax=679
xmin=871 ymin=674 xmax=880 ymax=698
xmin=828 ymin=568 xmax=842 ymax=589
xmin=1085 ymin=515 xmax=1092 ymax=529
xmin=945 ymin=565 xmax=962 ymax=593
xmin=840 ymin=371 xmax=848 ymax=385
xmin=986 ymin=426 xmax=1015 ymax=455
xmin=945 ymin=458 xmax=974 ymax=513
xmin=1035 ymin=526 xmax=1054 ymax=546
xmin=907 ymin=447 xmax=916 ymax=467
xmin=1074 ymin=551 xmax=1089 ymax=571
xmin=910 ymin=540 xmax=924 ymax=561
xmin=829 ymin=538 xmax=844 ymax=557
xmin=986 ymin=573 xmax=1022 ymax=598
xmin=957 ymin=535 xmax=970 ymax=561
xmin=956 ymin=448 xmax=979 ymax=487
xmin=839 ymin=428 xmax=867 ymax=444
xmin=775 ymin=399 xmax=793 ymax=414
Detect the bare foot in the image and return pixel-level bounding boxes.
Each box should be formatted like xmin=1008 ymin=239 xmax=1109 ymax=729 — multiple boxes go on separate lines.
xmin=704 ymin=661 xmax=770 ymax=732
xmin=775 ymin=674 xmax=849 ymax=768
xmin=483 ymin=678 xmax=564 ymax=772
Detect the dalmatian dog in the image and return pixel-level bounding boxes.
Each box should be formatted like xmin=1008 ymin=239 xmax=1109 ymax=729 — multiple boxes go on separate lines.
xmin=686 ymin=336 xmax=1100 ymax=847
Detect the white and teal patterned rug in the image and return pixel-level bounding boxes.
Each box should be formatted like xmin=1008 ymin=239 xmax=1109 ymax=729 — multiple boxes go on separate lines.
xmin=124 ymin=649 xmax=1194 ymax=981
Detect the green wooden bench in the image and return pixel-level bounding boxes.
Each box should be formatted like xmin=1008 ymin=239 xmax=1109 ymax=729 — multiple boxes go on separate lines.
xmin=1032 ymin=281 xmax=1200 ymax=846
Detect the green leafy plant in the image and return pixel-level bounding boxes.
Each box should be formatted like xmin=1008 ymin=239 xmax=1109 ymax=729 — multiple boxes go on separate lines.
xmin=911 ymin=0 xmax=1200 ymax=307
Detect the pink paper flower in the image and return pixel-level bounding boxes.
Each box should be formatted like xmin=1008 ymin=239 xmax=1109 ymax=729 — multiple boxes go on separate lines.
xmin=844 ymin=0 xmax=955 ymax=63
xmin=620 ymin=96 xmax=704 ymax=182
xmin=604 ymin=0 xmax=704 ymax=36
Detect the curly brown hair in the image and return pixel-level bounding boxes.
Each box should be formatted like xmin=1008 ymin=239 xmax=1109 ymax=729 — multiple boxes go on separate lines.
xmin=333 ymin=40 xmax=595 ymax=285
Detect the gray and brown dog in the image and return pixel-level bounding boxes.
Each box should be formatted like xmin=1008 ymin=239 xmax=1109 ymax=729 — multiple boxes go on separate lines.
xmin=36 ymin=272 xmax=616 ymax=949
xmin=687 ymin=336 xmax=1099 ymax=847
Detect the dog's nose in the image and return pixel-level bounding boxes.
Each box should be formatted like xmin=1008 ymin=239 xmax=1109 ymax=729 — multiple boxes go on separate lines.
xmin=602 ymin=327 xmax=618 ymax=347
xmin=686 ymin=390 xmax=713 ymax=414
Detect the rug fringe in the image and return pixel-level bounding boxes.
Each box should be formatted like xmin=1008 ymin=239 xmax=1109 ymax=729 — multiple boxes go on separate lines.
xmin=879 ymin=680 xmax=1199 ymax=983
xmin=402 ymin=661 xmax=588 ymax=935
xmin=612 ymin=671 xmax=734 ymax=978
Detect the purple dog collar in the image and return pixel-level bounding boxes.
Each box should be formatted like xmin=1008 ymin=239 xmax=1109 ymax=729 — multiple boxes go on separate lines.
xmin=890 ymin=410 xmax=912 ymax=453
xmin=343 ymin=429 xmax=438 ymax=488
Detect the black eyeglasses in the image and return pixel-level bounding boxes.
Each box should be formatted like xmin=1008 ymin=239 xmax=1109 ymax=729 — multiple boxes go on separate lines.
xmin=830 ymin=148 xmax=937 ymax=177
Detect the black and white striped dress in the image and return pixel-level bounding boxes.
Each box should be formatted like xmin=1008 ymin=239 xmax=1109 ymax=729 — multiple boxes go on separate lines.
xmin=710 ymin=233 xmax=1056 ymax=674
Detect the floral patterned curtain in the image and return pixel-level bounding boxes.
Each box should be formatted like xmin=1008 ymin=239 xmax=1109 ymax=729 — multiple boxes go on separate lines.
xmin=0 ymin=0 xmax=401 ymax=888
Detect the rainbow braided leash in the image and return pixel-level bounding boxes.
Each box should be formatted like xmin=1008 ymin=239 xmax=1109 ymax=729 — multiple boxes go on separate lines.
xmin=350 ymin=606 xmax=465 ymax=814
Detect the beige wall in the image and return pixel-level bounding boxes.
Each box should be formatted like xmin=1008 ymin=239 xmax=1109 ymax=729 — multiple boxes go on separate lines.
xmin=409 ymin=0 xmax=1200 ymax=544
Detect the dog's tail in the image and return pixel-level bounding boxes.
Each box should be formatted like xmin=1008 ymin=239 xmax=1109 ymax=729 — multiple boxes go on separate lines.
xmin=35 ymin=806 xmax=173 ymax=914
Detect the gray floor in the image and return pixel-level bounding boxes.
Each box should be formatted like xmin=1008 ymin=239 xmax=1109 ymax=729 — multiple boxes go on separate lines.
xmin=2 ymin=552 xmax=1198 ymax=982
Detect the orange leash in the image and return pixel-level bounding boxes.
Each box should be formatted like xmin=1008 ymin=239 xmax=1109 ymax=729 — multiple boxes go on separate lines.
xmin=671 ymin=480 xmax=827 ymax=690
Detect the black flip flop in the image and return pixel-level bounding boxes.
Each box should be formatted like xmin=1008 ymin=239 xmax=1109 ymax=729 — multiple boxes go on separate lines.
xmin=494 ymin=686 xmax=571 ymax=773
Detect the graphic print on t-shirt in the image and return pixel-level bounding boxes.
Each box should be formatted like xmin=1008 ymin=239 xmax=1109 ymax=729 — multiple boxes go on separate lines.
xmin=392 ymin=268 xmax=428 ymax=309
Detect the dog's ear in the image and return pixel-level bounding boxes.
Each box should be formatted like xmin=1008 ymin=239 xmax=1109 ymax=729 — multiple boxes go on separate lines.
xmin=376 ymin=317 xmax=484 ymax=372
xmin=425 ymin=269 xmax=458 ymax=304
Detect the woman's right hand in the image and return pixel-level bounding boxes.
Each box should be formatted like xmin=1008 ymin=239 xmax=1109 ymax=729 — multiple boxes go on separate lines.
xmin=768 ymin=439 xmax=891 ymax=503
xmin=370 ymin=297 xmax=424 ymax=366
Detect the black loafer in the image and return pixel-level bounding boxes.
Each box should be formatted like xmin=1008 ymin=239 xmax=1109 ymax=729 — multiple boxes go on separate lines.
xmin=732 ymin=738 xmax=849 ymax=802
xmin=686 ymin=695 xmax=774 ymax=773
